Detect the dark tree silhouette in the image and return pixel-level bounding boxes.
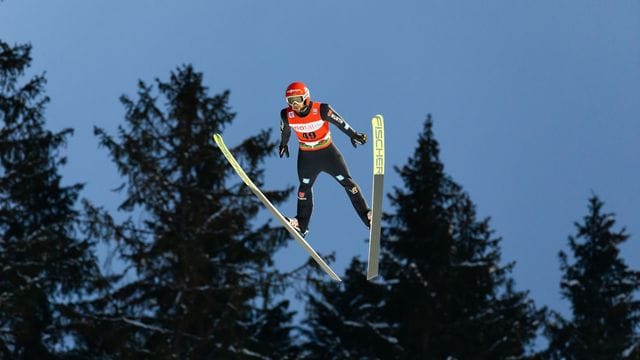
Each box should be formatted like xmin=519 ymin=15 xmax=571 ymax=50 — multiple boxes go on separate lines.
xmin=0 ymin=40 xmax=103 ymax=359
xmin=81 ymin=65 xmax=298 ymax=358
xmin=303 ymin=115 xmax=544 ymax=359
xmin=545 ymin=196 xmax=640 ymax=359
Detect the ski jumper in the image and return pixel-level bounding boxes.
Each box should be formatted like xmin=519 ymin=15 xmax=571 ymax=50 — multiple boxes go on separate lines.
xmin=279 ymin=101 xmax=370 ymax=233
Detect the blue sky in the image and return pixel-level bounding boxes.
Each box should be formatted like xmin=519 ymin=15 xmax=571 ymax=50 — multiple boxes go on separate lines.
xmin=2 ymin=0 xmax=639 ymax=320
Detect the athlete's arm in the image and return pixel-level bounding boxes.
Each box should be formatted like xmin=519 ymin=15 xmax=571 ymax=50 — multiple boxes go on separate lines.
xmin=320 ymin=104 xmax=358 ymax=137
xmin=320 ymin=103 xmax=366 ymax=147
xmin=279 ymin=109 xmax=292 ymax=144
xmin=279 ymin=109 xmax=291 ymax=157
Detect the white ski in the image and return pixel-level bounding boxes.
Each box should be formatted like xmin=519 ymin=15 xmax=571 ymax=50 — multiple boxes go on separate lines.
xmin=367 ymin=115 xmax=385 ymax=280
xmin=213 ymin=133 xmax=342 ymax=282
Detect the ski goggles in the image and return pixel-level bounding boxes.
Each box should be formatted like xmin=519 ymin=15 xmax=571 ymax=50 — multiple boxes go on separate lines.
xmin=286 ymin=96 xmax=305 ymax=105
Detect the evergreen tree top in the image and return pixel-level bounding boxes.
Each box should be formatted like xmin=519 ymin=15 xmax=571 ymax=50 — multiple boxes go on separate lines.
xmin=547 ymin=195 xmax=640 ymax=359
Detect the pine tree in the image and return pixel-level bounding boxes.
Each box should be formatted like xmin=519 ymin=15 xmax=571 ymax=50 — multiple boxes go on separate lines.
xmin=0 ymin=41 xmax=104 ymax=358
xmin=80 ymin=65 xmax=297 ymax=358
xmin=545 ymin=196 xmax=640 ymax=359
xmin=301 ymin=258 xmax=402 ymax=359
xmin=302 ymin=115 xmax=544 ymax=359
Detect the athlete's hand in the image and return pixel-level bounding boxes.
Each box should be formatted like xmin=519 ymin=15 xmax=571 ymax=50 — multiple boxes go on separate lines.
xmin=350 ymin=132 xmax=367 ymax=147
xmin=278 ymin=144 xmax=290 ymax=158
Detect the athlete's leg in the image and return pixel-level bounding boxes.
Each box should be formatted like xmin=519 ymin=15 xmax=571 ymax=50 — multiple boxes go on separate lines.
xmin=324 ymin=144 xmax=371 ymax=228
xmin=296 ymin=150 xmax=321 ymax=233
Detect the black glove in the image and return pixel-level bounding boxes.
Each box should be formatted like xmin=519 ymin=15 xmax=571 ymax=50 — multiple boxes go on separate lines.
xmin=350 ymin=132 xmax=367 ymax=147
xmin=278 ymin=144 xmax=290 ymax=158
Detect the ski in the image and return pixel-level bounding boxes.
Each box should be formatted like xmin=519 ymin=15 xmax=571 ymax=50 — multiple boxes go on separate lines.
xmin=367 ymin=114 xmax=385 ymax=280
xmin=213 ymin=133 xmax=342 ymax=282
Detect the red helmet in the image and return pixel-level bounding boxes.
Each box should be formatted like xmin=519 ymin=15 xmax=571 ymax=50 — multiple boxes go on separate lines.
xmin=285 ymin=81 xmax=310 ymax=107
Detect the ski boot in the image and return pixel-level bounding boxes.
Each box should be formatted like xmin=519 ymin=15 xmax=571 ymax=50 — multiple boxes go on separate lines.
xmin=360 ymin=209 xmax=373 ymax=229
xmin=285 ymin=216 xmax=309 ymax=237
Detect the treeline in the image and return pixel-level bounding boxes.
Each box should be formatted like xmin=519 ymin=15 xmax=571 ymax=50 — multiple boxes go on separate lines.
xmin=1 ymin=40 xmax=639 ymax=359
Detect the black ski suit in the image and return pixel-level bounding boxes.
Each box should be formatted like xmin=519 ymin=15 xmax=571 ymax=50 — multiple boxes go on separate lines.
xmin=279 ymin=102 xmax=370 ymax=233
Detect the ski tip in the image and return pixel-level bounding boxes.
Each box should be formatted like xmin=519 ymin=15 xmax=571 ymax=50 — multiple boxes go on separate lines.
xmin=371 ymin=115 xmax=384 ymax=129
xmin=212 ymin=133 xmax=224 ymax=146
